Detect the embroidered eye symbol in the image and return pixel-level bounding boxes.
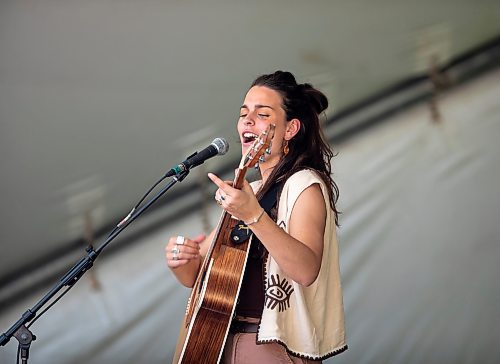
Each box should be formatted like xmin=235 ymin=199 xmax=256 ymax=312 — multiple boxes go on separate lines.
xmin=265 ymin=274 xmax=294 ymax=312
xmin=267 ymin=288 xmax=286 ymax=300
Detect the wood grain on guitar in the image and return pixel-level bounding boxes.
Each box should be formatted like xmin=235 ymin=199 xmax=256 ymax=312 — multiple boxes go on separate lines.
xmin=172 ymin=124 xmax=275 ymax=364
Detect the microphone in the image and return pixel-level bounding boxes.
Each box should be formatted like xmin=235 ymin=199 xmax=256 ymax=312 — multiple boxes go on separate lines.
xmin=165 ymin=137 xmax=229 ymax=177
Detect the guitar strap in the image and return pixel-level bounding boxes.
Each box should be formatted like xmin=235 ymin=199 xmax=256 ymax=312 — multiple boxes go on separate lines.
xmin=230 ymin=183 xmax=281 ymax=244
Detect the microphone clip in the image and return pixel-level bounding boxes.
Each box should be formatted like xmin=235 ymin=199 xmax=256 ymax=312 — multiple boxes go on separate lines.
xmin=170 ymin=151 xmax=198 ymax=176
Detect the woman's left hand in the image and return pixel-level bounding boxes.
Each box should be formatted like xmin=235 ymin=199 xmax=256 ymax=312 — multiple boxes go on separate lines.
xmin=208 ymin=172 xmax=262 ymax=223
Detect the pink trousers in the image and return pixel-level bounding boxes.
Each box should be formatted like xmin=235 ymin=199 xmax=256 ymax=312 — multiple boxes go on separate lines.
xmin=222 ymin=333 xmax=321 ymax=364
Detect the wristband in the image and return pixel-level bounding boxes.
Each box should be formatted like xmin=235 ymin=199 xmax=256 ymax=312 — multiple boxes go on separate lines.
xmin=245 ymin=208 xmax=265 ymax=226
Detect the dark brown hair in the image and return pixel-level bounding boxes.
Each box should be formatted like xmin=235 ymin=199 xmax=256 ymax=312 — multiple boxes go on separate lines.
xmin=251 ymin=70 xmax=340 ymax=226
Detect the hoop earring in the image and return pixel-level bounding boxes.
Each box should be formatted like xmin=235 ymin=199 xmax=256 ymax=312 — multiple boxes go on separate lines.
xmin=283 ymin=140 xmax=289 ymax=156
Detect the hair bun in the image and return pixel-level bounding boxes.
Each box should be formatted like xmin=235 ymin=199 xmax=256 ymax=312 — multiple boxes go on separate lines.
xmin=300 ymin=83 xmax=328 ymax=114
xmin=251 ymin=70 xmax=329 ymax=116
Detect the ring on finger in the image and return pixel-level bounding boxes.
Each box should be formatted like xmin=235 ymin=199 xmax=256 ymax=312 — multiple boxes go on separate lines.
xmin=172 ymin=245 xmax=180 ymax=260
xmin=176 ymin=235 xmax=185 ymax=245
xmin=220 ymin=194 xmax=226 ymax=201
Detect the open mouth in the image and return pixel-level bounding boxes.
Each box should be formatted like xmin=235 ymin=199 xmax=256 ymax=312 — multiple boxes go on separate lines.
xmin=242 ymin=131 xmax=258 ymax=144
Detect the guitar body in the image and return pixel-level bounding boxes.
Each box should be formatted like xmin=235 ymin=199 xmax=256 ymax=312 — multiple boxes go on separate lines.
xmin=172 ymin=124 xmax=275 ymax=364
xmin=173 ymin=214 xmax=251 ymax=364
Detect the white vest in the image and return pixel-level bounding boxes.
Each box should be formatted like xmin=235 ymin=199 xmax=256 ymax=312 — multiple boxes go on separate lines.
xmin=255 ymin=169 xmax=347 ymax=360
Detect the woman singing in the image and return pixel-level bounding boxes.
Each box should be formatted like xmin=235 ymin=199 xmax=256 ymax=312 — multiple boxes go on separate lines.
xmin=166 ymin=71 xmax=347 ymax=363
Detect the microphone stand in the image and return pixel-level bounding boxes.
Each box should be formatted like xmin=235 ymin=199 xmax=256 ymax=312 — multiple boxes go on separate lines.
xmin=0 ymin=169 xmax=190 ymax=363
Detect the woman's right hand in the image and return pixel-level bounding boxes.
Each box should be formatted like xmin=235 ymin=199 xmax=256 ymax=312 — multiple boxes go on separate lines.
xmin=165 ymin=234 xmax=205 ymax=269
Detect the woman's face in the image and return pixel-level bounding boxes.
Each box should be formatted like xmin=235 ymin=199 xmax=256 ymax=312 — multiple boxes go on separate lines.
xmin=237 ymin=86 xmax=289 ymax=170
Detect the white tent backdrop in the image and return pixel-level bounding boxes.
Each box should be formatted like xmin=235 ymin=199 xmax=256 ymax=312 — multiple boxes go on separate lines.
xmin=1 ymin=68 xmax=500 ymax=363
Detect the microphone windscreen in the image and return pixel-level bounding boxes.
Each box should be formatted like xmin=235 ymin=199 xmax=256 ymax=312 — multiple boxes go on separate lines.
xmin=212 ymin=137 xmax=229 ymax=155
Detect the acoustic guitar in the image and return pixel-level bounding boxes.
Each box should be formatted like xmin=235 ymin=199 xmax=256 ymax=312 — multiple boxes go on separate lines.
xmin=172 ymin=124 xmax=275 ymax=364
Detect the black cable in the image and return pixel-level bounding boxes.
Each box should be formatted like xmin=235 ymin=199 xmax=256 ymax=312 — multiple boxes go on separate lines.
xmin=104 ymin=173 xmax=169 ymax=240
xmin=26 ymin=286 xmax=72 ymax=329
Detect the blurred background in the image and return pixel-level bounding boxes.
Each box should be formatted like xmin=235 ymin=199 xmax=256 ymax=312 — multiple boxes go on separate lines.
xmin=1 ymin=1 xmax=500 ymax=363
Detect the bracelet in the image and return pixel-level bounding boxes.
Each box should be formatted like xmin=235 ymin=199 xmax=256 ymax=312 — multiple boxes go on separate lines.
xmin=245 ymin=208 xmax=265 ymax=226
